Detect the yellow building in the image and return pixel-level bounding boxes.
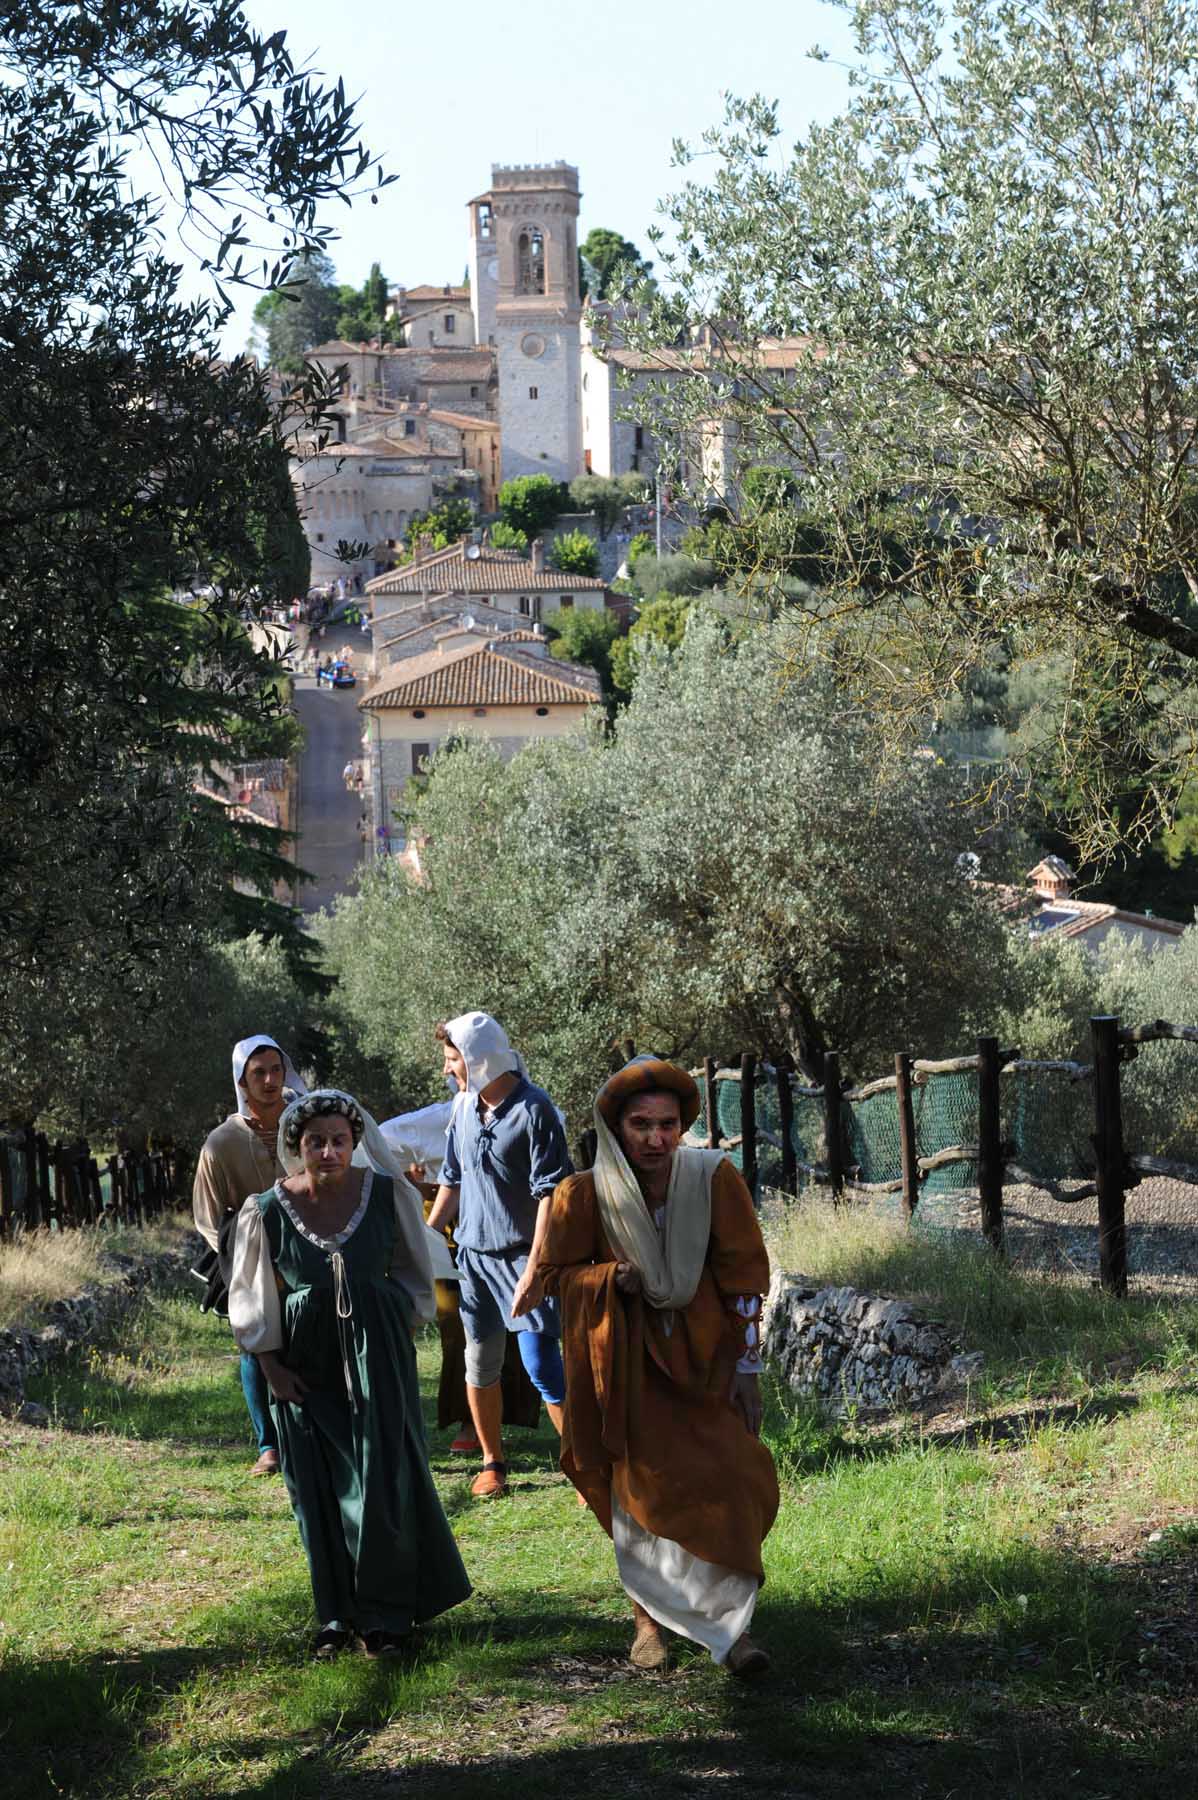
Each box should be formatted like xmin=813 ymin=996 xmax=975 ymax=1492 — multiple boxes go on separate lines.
xmin=358 ymin=633 xmax=601 ymax=854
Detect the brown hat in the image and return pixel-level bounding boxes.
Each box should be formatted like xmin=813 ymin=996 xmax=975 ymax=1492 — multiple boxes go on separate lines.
xmin=596 ymin=1056 xmax=701 ymax=1132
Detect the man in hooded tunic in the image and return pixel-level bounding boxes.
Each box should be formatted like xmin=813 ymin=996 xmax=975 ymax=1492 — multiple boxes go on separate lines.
xmin=538 ymin=1056 xmax=778 ymax=1677
xmin=426 ymin=1011 xmax=572 ymax=1498
xmin=192 ymin=1034 xmax=306 ymax=1475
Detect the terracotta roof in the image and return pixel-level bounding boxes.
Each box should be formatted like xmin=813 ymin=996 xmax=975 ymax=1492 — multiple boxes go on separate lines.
xmin=592 ymin=335 xmax=821 ymax=376
xmin=366 ymin=543 xmax=607 ymax=596
xmin=428 ymin=408 xmax=497 ymax=433
xmin=414 ymin=354 xmax=495 ymax=383
xmin=400 ymin=285 xmax=470 ymax=303
xmin=359 ymin=639 xmax=600 ymax=711
xmin=351 ymin=432 xmax=458 ymax=460
xmin=1034 ymin=899 xmax=1186 ymax=944
xmin=307 ymin=339 xmax=401 ymax=357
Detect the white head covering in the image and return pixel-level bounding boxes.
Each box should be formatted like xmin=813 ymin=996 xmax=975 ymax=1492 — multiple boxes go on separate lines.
xmin=276 ymin=1088 xmax=444 ymax=1315
xmin=591 ymin=1057 xmax=724 ymax=1311
xmin=443 ymin=1012 xmax=526 ymax=1096
xmin=232 ymin=1035 xmax=306 ymax=1117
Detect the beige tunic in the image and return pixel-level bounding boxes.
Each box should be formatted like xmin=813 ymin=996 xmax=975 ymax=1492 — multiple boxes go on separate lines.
xmin=191 ymin=1113 xmax=283 ymax=1253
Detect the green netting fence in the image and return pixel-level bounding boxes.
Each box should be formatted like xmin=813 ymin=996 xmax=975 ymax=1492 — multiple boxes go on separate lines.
xmin=681 ymin=1019 xmax=1198 ymax=1293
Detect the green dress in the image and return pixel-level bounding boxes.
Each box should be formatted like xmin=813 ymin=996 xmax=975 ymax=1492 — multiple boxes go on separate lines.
xmin=255 ymin=1172 xmax=471 ymax=1634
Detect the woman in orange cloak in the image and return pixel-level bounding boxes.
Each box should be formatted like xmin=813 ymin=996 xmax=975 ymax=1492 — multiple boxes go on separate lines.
xmin=538 ymin=1056 xmax=778 ymax=1677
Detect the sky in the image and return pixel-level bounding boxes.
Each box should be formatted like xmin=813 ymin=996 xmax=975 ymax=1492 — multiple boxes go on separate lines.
xmin=209 ymin=0 xmax=857 ymax=353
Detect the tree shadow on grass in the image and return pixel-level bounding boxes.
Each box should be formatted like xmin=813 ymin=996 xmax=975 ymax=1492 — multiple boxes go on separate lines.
xmin=6 ymin=1538 xmax=1195 ymax=1800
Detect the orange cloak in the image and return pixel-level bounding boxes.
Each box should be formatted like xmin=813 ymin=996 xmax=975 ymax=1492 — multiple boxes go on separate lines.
xmin=539 ymin=1158 xmax=779 ymax=1583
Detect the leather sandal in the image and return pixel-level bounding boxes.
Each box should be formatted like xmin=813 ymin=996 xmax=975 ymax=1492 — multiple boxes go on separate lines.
xmin=250 ymin=1449 xmax=280 ymax=1477
xmin=629 ymin=1622 xmax=669 ymax=1671
xmin=725 ymin=1633 xmax=771 ymax=1679
xmin=470 ymin=1459 xmax=508 ymax=1499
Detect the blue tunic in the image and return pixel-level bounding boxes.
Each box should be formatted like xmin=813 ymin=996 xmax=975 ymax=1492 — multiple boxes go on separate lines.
xmin=443 ymin=1076 xmax=571 ymax=1254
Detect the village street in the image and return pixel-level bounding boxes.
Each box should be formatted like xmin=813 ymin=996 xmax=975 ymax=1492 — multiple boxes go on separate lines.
xmin=293 ymin=672 xmax=364 ymax=913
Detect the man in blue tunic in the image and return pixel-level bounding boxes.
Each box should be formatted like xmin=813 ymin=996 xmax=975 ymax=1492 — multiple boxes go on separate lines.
xmin=427 ymin=1011 xmax=571 ymax=1498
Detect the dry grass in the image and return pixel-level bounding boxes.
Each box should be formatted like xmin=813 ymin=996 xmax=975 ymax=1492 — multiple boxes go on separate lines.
xmin=0 ymin=1214 xmax=190 ymax=1331
xmin=761 ymin=1189 xmax=1198 ymax=1398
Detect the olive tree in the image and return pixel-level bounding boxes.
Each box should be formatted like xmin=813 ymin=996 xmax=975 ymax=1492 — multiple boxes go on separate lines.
xmin=627 ymin=0 xmax=1198 ymax=862
xmin=324 ymin=612 xmax=1023 ymax=1124
xmin=0 ymin=2 xmax=382 ymax=1106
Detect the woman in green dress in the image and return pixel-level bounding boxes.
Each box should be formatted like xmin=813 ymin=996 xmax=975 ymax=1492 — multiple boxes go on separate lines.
xmin=229 ymin=1089 xmax=471 ymax=1658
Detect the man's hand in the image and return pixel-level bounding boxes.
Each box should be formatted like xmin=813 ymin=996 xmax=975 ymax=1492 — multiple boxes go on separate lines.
xmin=510 ymin=1266 xmax=544 ymax=1317
xmin=259 ymin=1352 xmax=309 ymax=1406
xmin=729 ymin=1371 xmax=762 ymax=1437
xmin=614 ymin=1262 xmax=642 ymax=1296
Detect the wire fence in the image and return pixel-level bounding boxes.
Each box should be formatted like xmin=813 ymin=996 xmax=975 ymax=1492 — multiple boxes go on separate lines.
xmin=681 ymin=1017 xmax=1198 ymax=1296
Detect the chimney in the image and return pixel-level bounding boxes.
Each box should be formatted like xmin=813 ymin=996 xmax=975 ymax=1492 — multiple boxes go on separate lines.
xmin=1029 ymin=857 xmax=1073 ymax=901
xmin=530 ymin=538 xmax=545 ymax=572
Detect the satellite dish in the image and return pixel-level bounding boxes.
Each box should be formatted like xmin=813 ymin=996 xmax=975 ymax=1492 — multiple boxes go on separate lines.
xmin=465 ymin=543 xmax=482 ymax=560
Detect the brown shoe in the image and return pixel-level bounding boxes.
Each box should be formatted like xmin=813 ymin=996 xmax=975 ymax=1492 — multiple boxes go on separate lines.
xmin=725 ymin=1633 xmax=771 ymax=1679
xmin=470 ymin=1459 xmax=508 ymax=1499
xmin=251 ymin=1449 xmax=280 ymax=1477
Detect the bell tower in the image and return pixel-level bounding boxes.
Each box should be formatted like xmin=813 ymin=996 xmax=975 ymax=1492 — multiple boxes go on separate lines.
xmin=469 ymin=164 xmax=583 ymax=486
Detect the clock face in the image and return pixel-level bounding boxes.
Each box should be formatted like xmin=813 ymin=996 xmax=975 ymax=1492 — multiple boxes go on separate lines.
xmin=485 ymin=258 xmax=498 ymax=281
xmin=520 ymin=333 xmax=546 ymax=359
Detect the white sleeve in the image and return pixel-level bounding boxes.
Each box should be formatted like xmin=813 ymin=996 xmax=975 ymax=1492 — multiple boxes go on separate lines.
xmin=227 ymin=1203 xmax=283 ymax=1353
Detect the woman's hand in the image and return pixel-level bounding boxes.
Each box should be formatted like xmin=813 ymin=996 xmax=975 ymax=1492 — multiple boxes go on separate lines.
xmin=614 ymin=1262 xmax=642 ymax=1296
xmin=729 ymin=1371 xmax=763 ymax=1437
xmin=259 ymin=1352 xmax=309 ymax=1406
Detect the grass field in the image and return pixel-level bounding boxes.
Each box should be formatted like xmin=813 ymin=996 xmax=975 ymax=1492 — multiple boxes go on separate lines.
xmin=0 ymin=1223 xmax=1196 ymax=1799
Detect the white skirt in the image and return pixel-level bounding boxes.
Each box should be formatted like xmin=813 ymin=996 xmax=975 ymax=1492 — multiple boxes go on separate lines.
xmin=612 ymin=1496 xmax=757 ymax=1664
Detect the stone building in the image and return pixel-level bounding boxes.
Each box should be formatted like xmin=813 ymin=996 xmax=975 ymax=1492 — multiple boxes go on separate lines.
xmin=366 ymin=538 xmax=609 ymax=628
xmin=468 ymin=164 xmax=583 ymax=484
xmin=388 ymin=283 xmax=473 ymax=348
xmin=358 ymin=633 xmax=601 ymax=854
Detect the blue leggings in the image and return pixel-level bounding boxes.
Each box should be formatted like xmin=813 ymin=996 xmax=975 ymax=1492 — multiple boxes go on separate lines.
xmin=515 ymin=1330 xmax=565 ymax=1406
xmin=240 ymin=1351 xmax=278 ymax=1455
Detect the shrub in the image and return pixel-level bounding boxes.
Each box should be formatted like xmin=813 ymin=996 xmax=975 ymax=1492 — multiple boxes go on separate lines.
xmin=550 ymin=529 xmax=600 ymax=578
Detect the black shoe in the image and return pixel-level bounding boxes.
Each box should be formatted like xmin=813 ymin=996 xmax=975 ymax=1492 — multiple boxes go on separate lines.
xmin=311 ymin=1625 xmax=350 ymax=1661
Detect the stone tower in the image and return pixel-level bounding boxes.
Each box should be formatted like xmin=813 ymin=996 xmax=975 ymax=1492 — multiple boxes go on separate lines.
xmin=468 ymin=164 xmax=582 ymax=486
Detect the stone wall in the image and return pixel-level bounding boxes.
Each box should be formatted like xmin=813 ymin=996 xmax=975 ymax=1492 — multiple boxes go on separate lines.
xmin=0 ymin=1241 xmax=193 ymax=1423
xmin=763 ymin=1269 xmax=984 ymax=1415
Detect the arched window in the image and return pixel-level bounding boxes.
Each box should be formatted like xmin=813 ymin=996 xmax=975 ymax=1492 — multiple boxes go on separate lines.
xmin=518 ymin=228 xmax=545 ymax=296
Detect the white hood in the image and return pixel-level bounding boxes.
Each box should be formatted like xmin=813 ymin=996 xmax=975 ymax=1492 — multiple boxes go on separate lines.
xmin=232 ymin=1035 xmax=306 ymax=1117
xmin=443 ymin=1011 xmax=526 ymax=1096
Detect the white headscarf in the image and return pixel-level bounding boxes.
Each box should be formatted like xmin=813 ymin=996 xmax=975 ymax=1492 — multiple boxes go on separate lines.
xmin=443 ymin=1011 xmax=527 ymax=1095
xmin=276 ymin=1089 xmax=444 ymax=1315
xmin=232 ymin=1035 xmax=306 ymax=1117
xmin=592 ymin=1058 xmax=724 ymax=1311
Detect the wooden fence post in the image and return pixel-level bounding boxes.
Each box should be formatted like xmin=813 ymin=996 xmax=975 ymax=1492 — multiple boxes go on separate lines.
xmin=822 ymin=1050 xmax=845 ymax=1203
xmin=976 ymin=1035 xmax=1004 ymax=1255
xmin=1091 ymin=1015 xmax=1128 ymax=1297
xmin=740 ymin=1053 xmax=758 ymax=1199
xmin=35 ymin=1132 xmax=51 ymax=1228
xmin=895 ymin=1052 xmax=919 ymax=1220
xmin=776 ymin=1055 xmax=797 ymax=1196
xmin=704 ymin=1056 xmax=721 ymax=1152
